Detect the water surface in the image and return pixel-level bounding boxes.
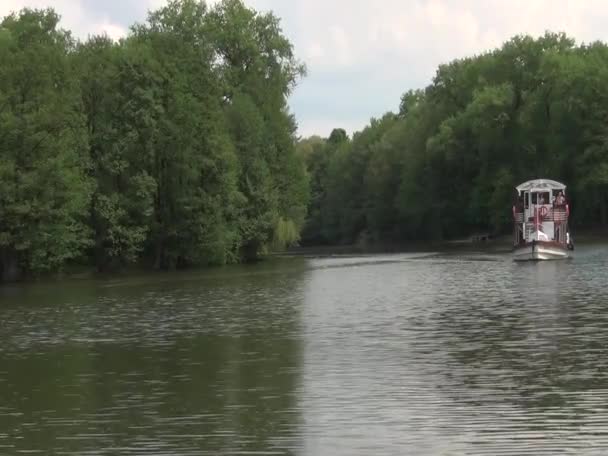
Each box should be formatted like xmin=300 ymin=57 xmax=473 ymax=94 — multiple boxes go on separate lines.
xmin=1 ymin=245 xmax=608 ymax=455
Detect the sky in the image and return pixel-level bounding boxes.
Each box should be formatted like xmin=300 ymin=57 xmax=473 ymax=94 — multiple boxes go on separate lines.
xmin=3 ymin=1 xmax=608 ymax=138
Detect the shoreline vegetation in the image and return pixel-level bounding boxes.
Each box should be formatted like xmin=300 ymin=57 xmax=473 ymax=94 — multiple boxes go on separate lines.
xmin=2 ymin=2 xmax=608 ymax=284
xmin=11 ymin=228 xmax=608 ymax=282
xmin=0 ymin=0 xmax=308 ymax=283
xmin=2 ymin=228 xmax=606 ymax=286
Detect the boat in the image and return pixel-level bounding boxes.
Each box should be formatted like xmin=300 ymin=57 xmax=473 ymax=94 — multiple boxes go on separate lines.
xmin=512 ymin=179 xmax=573 ymax=261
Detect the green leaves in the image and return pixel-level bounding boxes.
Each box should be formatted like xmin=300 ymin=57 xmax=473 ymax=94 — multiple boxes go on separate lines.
xmin=0 ymin=8 xmax=92 ymax=280
xmin=302 ymin=32 xmax=608 ymax=245
xmin=0 ymin=1 xmax=308 ymax=280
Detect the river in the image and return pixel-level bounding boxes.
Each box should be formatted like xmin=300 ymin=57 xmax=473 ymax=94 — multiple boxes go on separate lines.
xmin=1 ymin=243 xmax=608 ymax=455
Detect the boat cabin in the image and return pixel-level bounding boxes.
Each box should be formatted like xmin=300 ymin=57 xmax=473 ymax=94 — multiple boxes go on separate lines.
xmin=513 ymin=179 xmax=570 ymax=245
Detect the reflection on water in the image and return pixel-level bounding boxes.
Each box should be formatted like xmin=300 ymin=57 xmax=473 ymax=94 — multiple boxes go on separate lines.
xmin=0 ymin=262 xmax=306 ymax=455
xmin=1 ymin=246 xmax=608 ymax=454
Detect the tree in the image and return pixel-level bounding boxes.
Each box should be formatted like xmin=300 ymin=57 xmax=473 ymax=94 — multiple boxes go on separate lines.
xmin=128 ymin=0 xmax=242 ymax=269
xmin=206 ymin=0 xmax=308 ymax=259
xmin=76 ymin=35 xmax=156 ymax=271
xmin=0 ymin=1 xmax=308 ymax=281
xmin=302 ymin=32 xmax=608 ymax=245
xmin=0 ymin=9 xmax=92 ymax=281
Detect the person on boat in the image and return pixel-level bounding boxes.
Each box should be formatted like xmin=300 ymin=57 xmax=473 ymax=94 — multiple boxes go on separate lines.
xmin=567 ymin=231 xmax=574 ymax=250
xmin=533 ymin=225 xmax=549 ymax=241
xmin=556 ymin=191 xmax=566 ymax=205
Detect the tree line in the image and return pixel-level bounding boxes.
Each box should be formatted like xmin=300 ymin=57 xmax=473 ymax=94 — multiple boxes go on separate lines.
xmin=299 ymin=32 xmax=608 ymax=246
xmin=3 ymin=5 xmax=608 ymax=284
xmin=0 ymin=0 xmax=309 ymax=281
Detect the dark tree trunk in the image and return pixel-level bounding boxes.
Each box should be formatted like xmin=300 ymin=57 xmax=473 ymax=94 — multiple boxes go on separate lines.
xmin=90 ymin=194 xmax=107 ymax=273
xmin=154 ymin=238 xmax=166 ymax=270
xmin=600 ymin=191 xmax=607 ymax=227
xmin=241 ymin=241 xmax=260 ymax=263
xmin=95 ymin=242 xmax=106 ymax=273
xmin=0 ymin=249 xmax=21 ymax=283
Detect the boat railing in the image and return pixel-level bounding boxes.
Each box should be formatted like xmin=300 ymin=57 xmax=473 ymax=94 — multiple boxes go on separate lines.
xmin=552 ymin=205 xmax=568 ymax=221
xmin=513 ymin=203 xmax=569 ymax=223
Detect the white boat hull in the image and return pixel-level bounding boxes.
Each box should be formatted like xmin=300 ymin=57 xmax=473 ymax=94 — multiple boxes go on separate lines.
xmin=513 ymin=242 xmax=569 ymax=261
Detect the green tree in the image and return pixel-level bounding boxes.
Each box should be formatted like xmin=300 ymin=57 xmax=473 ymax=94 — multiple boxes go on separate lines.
xmin=129 ymin=0 xmax=242 ymax=269
xmin=0 ymin=9 xmax=92 ymax=281
xmin=76 ymin=36 xmax=156 ymax=271
xmin=207 ymin=0 xmax=308 ymax=259
xmin=304 ymin=32 xmax=608 ymax=245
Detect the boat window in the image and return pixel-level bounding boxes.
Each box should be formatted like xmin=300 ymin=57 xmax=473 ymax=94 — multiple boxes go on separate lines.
xmin=531 ymin=193 xmax=537 ymax=204
xmin=540 ymin=192 xmax=550 ymax=204
xmin=524 ymin=192 xmax=529 ymax=209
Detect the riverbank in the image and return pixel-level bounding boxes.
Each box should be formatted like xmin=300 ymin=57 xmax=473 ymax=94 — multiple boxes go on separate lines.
xmin=3 ymin=228 xmax=606 ymax=285
xmin=285 ymin=227 xmax=608 ymax=258
xmin=284 ymin=235 xmax=513 ymax=258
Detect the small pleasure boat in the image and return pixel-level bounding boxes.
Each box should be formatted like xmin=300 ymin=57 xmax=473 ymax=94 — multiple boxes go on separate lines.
xmin=512 ymin=179 xmax=573 ymax=261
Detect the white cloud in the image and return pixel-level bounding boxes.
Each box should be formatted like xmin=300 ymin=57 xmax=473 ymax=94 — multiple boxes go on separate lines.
xmin=94 ymin=22 xmax=127 ymax=41
xmin=0 ymin=0 xmax=130 ymax=40
xmin=271 ymin=0 xmax=608 ymax=136
xmin=3 ymin=0 xmax=608 ymax=136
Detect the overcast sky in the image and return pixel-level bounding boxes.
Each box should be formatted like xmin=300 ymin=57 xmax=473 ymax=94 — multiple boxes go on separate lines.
xmin=3 ymin=1 xmax=608 ymax=137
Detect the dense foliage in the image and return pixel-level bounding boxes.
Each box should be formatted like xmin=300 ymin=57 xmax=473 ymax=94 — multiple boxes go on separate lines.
xmin=4 ymin=2 xmax=608 ymax=283
xmin=0 ymin=1 xmax=308 ymax=281
xmin=300 ymin=32 xmax=608 ymax=246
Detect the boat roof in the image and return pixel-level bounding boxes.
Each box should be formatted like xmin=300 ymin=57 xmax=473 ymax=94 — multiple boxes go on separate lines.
xmin=516 ymin=179 xmax=566 ymax=194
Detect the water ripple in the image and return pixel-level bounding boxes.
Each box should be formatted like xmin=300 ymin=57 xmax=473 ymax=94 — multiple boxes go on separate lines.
xmin=1 ymin=246 xmax=608 ymax=454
